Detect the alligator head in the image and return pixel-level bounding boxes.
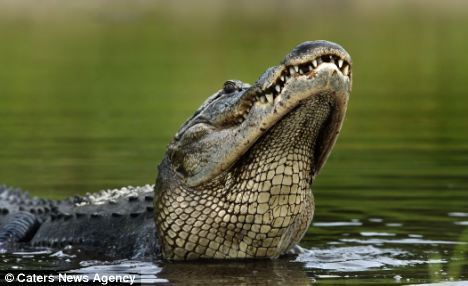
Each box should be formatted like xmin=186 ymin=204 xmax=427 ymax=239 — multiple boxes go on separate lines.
xmin=155 ymin=40 xmax=352 ymax=260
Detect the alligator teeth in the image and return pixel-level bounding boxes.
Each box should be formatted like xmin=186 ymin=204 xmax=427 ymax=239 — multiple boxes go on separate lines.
xmin=338 ymin=59 xmax=343 ymax=68
xmin=275 ymin=85 xmax=281 ymax=92
xmin=274 ymin=95 xmax=281 ymax=105
xmin=342 ymin=65 xmax=349 ymax=76
xmin=266 ymin=93 xmax=273 ymax=103
xmin=279 ymin=55 xmax=349 ymax=84
xmin=312 ymin=59 xmax=318 ymax=68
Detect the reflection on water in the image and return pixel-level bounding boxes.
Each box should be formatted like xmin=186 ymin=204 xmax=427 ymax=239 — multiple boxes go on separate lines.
xmin=70 ymin=260 xmax=166 ymax=284
xmin=340 ymin=238 xmax=465 ymax=245
xmin=297 ymin=246 xmax=420 ymax=272
xmin=1 ymin=213 xmax=467 ymax=285
xmin=409 ymin=282 xmax=468 ymax=286
xmin=157 ymin=259 xmax=311 ymax=286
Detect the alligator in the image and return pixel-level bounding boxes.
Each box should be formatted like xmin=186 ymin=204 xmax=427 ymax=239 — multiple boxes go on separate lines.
xmin=0 ymin=40 xmax=352 ymax=261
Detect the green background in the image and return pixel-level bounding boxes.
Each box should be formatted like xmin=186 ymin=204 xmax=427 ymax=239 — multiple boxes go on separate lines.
xmin=1 ymin=1 xmax=466 ymax=199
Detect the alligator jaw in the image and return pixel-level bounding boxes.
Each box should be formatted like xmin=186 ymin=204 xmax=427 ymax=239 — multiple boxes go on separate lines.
xmin=172 ymin=41 xmax=352 ymax=187
xmin=234 ymin=41 xmax=351 ymax=181
xmin=249 ymin=59 xmax=351 ymax=180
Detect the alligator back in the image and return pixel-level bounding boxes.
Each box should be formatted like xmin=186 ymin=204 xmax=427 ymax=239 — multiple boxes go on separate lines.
xmin=0 ymin=185 xmax=160 ymax=260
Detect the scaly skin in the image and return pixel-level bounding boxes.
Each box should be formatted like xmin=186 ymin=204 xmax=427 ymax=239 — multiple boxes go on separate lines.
xmin=155 ymin=41 xmax=352 ymax=260
xmin=0 ymin=41 xmax=352 ymax=261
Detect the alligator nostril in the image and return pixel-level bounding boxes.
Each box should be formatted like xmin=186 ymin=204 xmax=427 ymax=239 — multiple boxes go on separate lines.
xmin=223 ymin=80 xmax=237 ymax=93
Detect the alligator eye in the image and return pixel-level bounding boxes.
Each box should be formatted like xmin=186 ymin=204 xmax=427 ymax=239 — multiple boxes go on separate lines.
xmin=223 ymin=80 xmax=237 ymax=93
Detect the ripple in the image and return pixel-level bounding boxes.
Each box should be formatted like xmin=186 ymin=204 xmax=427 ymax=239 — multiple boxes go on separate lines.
xmin=408 ymin=281 xmax=468 ymax=286
xmin=50 ymin=250 xmax=76 ymax=258
xmin=360 ymin=232 xmax=396 ymax=237
xmin=386 ymin=223 xmax=403 ymax=227
xmin=70 ymin=260 xmax=167 ymax=284
xmin=313 ymin=221 xmax=362 ymax=227
xmin=409 ymin=234 xmax=424 ymax=238
xmin=316 ymin=274 xmax=341 ymax=278
xmin=340 ymin=238 xmax=466 ymax=245
xmin=454 ymin=221 xmax=468 ymax=226
xmin=12 ymin=250 xmax=52 ymax=256
xmin=448 ymin=212 xmax=468 ymax=217
xmin=295 ymin=246 xmax=425 ymax=272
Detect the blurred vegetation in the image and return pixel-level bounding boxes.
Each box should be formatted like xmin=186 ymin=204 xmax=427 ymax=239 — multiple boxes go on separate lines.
xmin=1 ymin=0 xmax=467 ymax=199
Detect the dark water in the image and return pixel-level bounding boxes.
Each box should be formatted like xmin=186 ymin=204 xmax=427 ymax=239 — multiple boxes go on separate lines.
xmin=1 ymin=1 xmax=468 ymax=285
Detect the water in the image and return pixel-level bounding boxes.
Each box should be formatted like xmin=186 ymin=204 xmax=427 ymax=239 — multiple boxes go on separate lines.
xmin=0 ymin=1 xmax=468 ymax=285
